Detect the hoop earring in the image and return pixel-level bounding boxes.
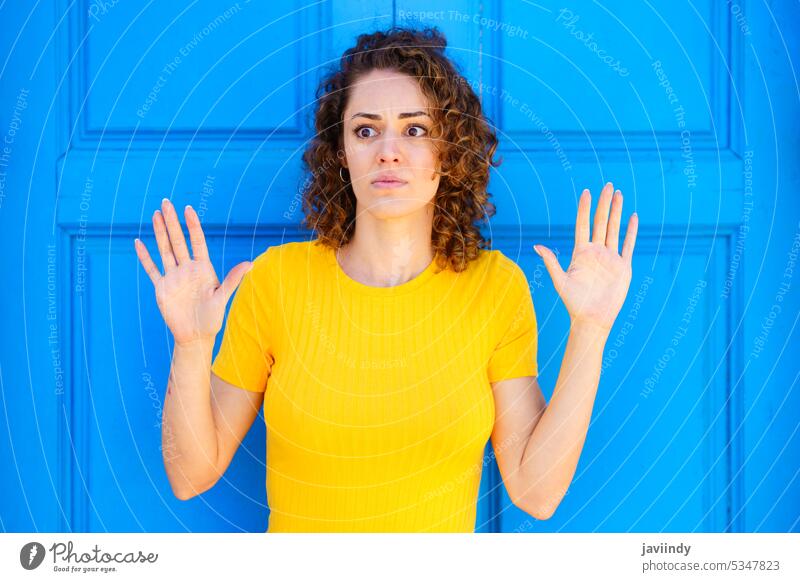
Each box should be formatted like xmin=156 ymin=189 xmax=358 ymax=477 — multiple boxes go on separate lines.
xmin=339 ymin=167 xmax=348 ymax=183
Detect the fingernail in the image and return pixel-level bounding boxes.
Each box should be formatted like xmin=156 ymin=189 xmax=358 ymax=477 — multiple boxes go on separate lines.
xmin=186 ymin=204 xmax=193 ymax=212
xmin=533 ymin=245 xmax=542 ymax=256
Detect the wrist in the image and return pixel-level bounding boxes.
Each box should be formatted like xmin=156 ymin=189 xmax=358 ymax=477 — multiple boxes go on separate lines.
xmin=174 ymin=336 xmax=216 ymax=351
xmin=570 ymin=318 xmax=611 ymax=341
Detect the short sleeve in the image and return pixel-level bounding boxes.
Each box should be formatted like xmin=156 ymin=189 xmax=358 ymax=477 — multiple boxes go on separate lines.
xmin=211 ymin=251 xmax=275 ymax=393
xmin=487 ymin=261 xmax=538 ymax=383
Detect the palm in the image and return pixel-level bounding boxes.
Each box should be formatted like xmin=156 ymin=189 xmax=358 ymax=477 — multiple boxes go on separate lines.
xmin=134 ymin=199 xmax=252 ymax=346
xmin=535 ymin=183 xmax=639 ymax=333
xmin=155 ymin=259 xmax=221 ymax=344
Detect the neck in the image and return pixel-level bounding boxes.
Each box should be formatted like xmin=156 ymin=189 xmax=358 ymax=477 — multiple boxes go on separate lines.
xmin=338 ymin=222 xmax=434 ymax=288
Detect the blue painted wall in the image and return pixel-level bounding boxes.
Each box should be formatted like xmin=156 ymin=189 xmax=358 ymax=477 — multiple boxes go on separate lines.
xmin=0 ymin=0 xmax=797 ymax=533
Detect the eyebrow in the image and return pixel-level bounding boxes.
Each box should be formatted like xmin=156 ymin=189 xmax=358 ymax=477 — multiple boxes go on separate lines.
xmin=349 ymin=111 xmax=431 ymax=121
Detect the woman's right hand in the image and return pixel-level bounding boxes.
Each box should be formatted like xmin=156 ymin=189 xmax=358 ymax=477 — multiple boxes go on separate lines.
xmin=134 ymin=198 xmax=252 ymax=347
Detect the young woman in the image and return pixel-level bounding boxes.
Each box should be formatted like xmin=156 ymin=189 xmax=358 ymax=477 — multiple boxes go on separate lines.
xmin=133 ymin=26 xmax=638 ymax=532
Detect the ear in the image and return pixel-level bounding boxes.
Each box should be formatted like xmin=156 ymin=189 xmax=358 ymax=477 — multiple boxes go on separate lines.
xmin=433 ymin=158 xmax=445 ymax=179
xmin=338 ymin=144 xmax=348 ymax=169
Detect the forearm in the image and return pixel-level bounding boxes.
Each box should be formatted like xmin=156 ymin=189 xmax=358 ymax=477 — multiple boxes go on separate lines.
xmin=161 ymin=339 xmax=220 ymax=498
xmin=516 ymin=321 xmax=608 ymax=517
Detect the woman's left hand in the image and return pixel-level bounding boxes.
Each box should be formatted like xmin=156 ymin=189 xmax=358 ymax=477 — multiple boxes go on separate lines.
xmin=534 ymin=182 xmax=639 ymax=335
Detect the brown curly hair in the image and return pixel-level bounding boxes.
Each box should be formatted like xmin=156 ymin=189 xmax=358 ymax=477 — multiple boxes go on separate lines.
xmin=299 ymin=25 xmax=501 ymax=273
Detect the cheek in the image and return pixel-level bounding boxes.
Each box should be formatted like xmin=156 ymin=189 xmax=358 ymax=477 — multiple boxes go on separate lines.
xmin=409 ymin=145 xmax=439 ymax=173
xmin=344 ymin=141 xmax=370 ymax=169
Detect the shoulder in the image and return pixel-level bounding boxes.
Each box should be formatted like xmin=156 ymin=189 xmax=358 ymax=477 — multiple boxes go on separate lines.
xmin=475 ymin=248 xmax=529 ymax=289
xmin=247 ymin=239 xmax=327 ymax=283
xmin=250 ymin=239 xmax=321 ymax=266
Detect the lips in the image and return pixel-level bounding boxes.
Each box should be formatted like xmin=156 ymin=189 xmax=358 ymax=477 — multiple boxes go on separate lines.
xmin=371 ymin=173 xmax=407 ymax=185
xmin=371 ymin=179 xmax=407 ymax=189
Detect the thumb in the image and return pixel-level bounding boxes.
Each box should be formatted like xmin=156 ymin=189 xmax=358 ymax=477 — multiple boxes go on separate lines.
xmin=533 ymin=245 xmax=566 ymax=290
xmin=216 ymin=261 xmax=253 ymax=304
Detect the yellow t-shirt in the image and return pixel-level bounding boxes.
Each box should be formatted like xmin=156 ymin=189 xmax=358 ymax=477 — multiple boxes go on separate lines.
xmin=211 ymin=239 xmax=538 ymax=532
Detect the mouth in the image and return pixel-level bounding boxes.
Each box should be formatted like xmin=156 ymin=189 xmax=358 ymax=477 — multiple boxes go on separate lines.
xmin=371 ymin=177 xmax=408 ymax=189
xmin=371 ymin=180 xmax=407 ymax=189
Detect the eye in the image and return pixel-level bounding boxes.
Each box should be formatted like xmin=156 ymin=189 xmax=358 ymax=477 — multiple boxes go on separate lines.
xmin=353 ymin=125 xmax=377 ymax=139
xmin=352 ymin=124 xmax=429 ymax=139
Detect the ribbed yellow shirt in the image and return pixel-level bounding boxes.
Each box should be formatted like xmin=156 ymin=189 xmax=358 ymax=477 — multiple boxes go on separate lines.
xmin=210 ymin=239 xmax=538 ymax=532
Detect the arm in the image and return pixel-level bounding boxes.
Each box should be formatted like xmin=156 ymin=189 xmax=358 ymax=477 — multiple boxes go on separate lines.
xmin=134 ymin=197 xmax=258 ymax=500
xmin=490 ymin=321 xmax=608 ymax=520
xmin=491 ymin=182 xmax=638 ymax=520
xmin=161 ymin=341 xmax=264 ymax=500
xmin=161 ymin=339 xmax=218 ymax=499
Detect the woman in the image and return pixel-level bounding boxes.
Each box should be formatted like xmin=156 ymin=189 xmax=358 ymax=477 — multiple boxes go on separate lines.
xmin=133 ymin=26 xmax=638 ymax=532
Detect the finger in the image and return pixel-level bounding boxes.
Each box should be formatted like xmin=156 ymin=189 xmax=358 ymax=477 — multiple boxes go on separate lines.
xmin=621 ymin=212 xmax=639 ymax=262
xmin=134 ymin=238 xmax=162 ymax=286
xmin=216 ymin=261 xmax=253 ymax=305
xmin=533 ymin=245 xmax=566 ymax=292
xmin=185 ymin=205 xmax=210 ymax=262
xmin=153 ymin=209 xmax=177 ymax=272
xmin=161 ymin=198 xmax=191 ymax=265
xmin=592 ymin=182 xmax=614 ymax=244
xmin=575 ymin=189 xmax=591 ymax=247
xmin=605 ymin=190 xmax=623 ymax=253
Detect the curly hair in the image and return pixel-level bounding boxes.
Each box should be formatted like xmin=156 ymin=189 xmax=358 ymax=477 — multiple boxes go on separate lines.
xmin=299 ymin=25 xmax=501 ymax=273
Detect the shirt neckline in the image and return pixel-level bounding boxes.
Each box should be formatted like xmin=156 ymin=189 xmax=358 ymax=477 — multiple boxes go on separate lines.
xmin=318 ymin=241 xmax=441 ymax=297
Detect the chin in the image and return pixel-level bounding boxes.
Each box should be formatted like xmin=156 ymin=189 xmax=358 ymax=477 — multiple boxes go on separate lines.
xmin=359 ymin=196 xmax=432 ymax=220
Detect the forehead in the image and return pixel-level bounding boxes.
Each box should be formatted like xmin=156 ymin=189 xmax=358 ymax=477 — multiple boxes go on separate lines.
xmin=344 ymin=69 xmax=430 ymax=116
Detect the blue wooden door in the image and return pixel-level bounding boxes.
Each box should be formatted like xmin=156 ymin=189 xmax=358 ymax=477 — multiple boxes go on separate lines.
xmin=1 ymin=1 xmax=797 ymax=533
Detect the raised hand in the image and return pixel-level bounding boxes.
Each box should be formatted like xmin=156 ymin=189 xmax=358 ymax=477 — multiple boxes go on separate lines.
xmin=534 ymin=182 xmax=639 ymax=334
xmin=134 ymin=198 xmax=253 ymax=347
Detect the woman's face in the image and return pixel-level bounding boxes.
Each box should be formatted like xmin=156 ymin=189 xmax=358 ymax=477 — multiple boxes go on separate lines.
xmin=340 ymin=68 xmax=441 ymax=220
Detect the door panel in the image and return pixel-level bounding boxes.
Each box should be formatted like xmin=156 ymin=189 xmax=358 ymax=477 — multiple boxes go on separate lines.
xmin=1 ymin=0 xmax=797 ymax=533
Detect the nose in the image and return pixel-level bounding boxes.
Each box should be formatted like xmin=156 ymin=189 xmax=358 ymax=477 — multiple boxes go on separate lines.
xmin=376 ymin=131 xmax=401 ymax=164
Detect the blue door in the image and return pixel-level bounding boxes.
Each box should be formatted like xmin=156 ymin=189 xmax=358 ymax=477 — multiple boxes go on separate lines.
xmin=1 ymin=1 xmax=797 ymax=533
